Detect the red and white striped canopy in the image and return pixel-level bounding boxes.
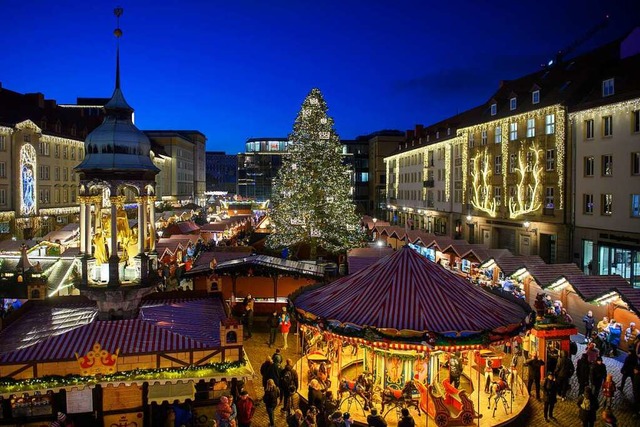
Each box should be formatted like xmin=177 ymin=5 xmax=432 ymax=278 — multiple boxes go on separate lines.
xmin=294 ymin=247 xmax=528 ymax=337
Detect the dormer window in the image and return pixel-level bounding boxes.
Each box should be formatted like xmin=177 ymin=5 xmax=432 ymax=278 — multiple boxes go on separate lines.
xmin=602 ymin=78 xmax=615 ymax=97
xmin=436 ymin=131 xmax=440 ymax=139
xmin=532 ymin=90 xmax=540 ymax=104
xmin=490 ymin=103 xmax=497 ymax=116
xmin=447 ymin=127 xmax=451 ymax=136
xmin=426 ymin=134 xmax=430 ymax=142
xmin=510 ymin=97 xmax=517 ymax=111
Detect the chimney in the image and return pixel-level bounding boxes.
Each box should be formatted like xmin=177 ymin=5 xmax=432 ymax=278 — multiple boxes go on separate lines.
xmin=406 ymin=130 xmax=414 ymax=140
xmin=415 ymin=124 xmax=424 ymax=137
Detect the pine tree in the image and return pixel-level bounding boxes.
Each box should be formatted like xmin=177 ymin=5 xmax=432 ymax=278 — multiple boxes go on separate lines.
xmin=266 ymin=88 xmax=364 ymax=259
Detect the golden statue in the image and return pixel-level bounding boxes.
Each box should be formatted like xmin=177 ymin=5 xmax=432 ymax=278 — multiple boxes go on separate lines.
xmin=98 ymin=205 xmax=138 ymax=264
xmin=93 ymin=231 xmax=109 ymax=265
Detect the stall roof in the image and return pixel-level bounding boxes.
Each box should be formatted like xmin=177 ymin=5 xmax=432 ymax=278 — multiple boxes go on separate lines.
xmin=525 ymin=263 xmax=584 ymax=288
xmin=488 ymin=255 xmax=546 ymax=276
xmin=215 ymin=255 xmax=325 ymax=278
xmin=294 ymin=246 xmax=528 ymax=336
xmin=43 ymin=223 xmax=80 ymax=244
xmin=0 ymin=296 xmax=225 ymax=364
xmin=185 ymin=250 xmax=253 ymax=276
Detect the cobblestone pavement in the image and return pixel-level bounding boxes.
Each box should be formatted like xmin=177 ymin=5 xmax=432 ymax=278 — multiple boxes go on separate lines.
xmin=242 ymin=322 xmax=639 ymax=426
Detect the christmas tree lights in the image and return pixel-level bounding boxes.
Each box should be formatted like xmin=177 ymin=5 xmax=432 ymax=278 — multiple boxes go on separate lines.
xmin=266 ymin=88 xmax=364 ymax=259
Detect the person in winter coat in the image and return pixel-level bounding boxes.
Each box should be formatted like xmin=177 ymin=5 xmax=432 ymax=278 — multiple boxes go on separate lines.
xmin=267 ymin=311 xmax=280 ymax=348
xmin=602 ymin=374 xmax=616 ymax=409
xmin=620 ymin=349 xmax=637 ymax=391
xmin=602 ymin=409 xmax=618 ymax=427
xmin=525 ymin=352 xmax=545 ymax=399
xmin=583 ymin=311 xmax=596 ymax=343
xmin=260 ymin=356 xmax=273 ymax=389
xmin=542 ymin=372 xmax=558 ymax=421
xmin=577 ymin=386 xmax=599 ymax=427
xmin=576 ymin=353 xmax=591 ymax=396
xmin=236 ymin=390 xmax=255 ymax=427
xmin=307 ymin=379 xmax=325 ymax=415
xmin=263 ymin=379 xmax=280 ymax=427
xmin=279 ymin=310 xmax=292 ymax=350
xmin=590 ymin=357 xmax=607 ymax=398
xmin=397 ymin=408 xmax=415 ymax=427
xmin=554 ymin=350 xmax=573 ymax=401
xmin=585 ymin=342 xmax=599 ymax=364
xmin=280 ymin=359 xmax=299 ymax=414
xmin=366 ymin=408 xmax=388 ymax=427
xmin=287 ymin=409 xmax=304 ymax=427
xmin=608 ymin=320 xmax=622 ymax=357
xmin=216 ymin=396 xmax=233 ymax=427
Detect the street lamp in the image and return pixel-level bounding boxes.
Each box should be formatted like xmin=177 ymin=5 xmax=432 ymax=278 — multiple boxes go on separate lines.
xmin=377 ymin=239 xmax=385 ymax=258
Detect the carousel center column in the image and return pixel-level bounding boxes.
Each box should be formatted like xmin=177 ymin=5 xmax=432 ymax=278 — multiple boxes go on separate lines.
xmin=147 ymin=195 xmax=156 ymax=252
xmin=79 ymin=196 xmax=87 ymax=254
xmin=108 ymin=195 xmax=122 ymax=287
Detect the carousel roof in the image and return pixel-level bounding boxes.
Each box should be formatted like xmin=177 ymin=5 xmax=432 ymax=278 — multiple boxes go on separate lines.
xmin=294 ymin=246 xmax=529 ymax=338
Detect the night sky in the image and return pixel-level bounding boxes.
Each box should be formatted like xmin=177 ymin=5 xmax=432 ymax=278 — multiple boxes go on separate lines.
xmin=2 ymin=0 xmax=639 ymax=153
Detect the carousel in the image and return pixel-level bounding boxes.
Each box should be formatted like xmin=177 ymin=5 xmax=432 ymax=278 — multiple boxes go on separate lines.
xmin=292 ymin=246 xmax=534 ymax=426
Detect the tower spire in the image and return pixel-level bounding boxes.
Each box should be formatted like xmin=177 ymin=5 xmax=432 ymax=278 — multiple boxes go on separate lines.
xmin=114 ymin=7 xmax=123 ymax=90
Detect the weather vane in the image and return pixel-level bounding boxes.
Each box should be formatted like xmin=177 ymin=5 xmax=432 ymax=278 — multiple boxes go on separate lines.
xmin=114 ymin=6 xmax=123 ymax=39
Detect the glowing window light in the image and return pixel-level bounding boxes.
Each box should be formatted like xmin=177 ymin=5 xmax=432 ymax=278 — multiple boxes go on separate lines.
xmin=594 ymin=291 xmax=620 ymax=306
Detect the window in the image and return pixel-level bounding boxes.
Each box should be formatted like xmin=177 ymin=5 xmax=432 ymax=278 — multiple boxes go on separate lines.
xmin=38 ymin=141 xmax=49 ymax=155
xmin=55 ymin=167 xmax=60 ymax=181
xmin=510 ymin=97 xmax=517 ymax=111
xmin=602 ymin=155 xmax=613 ymax=176
xmin=495 ymin=155 xmax=502 ymax=174
xmin=63 ymin=146 xmax=68 ymax=159
xmin=491 ymin=103 xmax=497 ymax=116
xmin=585 ymin=119 xmax=594 ymax=139
xmin=0 ymin=189 xmax=5 ymax=205
xmin=24 ymin=134 xmax=31 ymax=142
xmin=39 ymin=189 xmax=50 ymax=204
xmin=584 ymin=156 xmax=595 ymax=176
xmin=39 ymin=165 xmax=50 ymax=180
xmin=584 ymin=194 xmax=594 ymax=214
xmin=0 ymin=162 xmax=5 ymax=178
xmin=633 ymin=152 xmax=640 ymax=175
xmin=509 ymin=122 xmax=518 ymax=141
xmin=54 ymin=144 xmax=60 ymax=158
xmin=469 ymin=133 xmax=475 ymax=148
xmin=603 ymin=116 xmax=613 ymax=137
xmin=545 ymin=114 xmax=555 ymax=134
xmin=633 ymin=110 xmax=640 ymax=133
xmin=527 ymin=118 xmax=535 ymax=138
xmin=532 ymin=90 xmax=540 ymax=104
xmin=71 ymin=147 xmax=76 ymax=160
xmin=601 ymin=194 xmax=613 ymax=215
xmin=494 ymin=186 xmax=502 ymax=206
xmin=602 ymin=78 xmax=615 ymax=97
xmin=63 ymin=168 xmax=68 ymax=181
xmin=509 ymin=153 xmax=517 ymax=173
xmin=546 ymin=149 xmax=555 ymax=171
xmin=0 ymin=135 xmax=5 ymax=151
xmin=495 ymin=126 xmax=502 ymax=144
xmin=632 ymin=194 xmax=640 ymax=218
xmin=481 ymin=130 xmax=487 ymax=145
xmin=545 ymin=187 xmax=554 ymax=209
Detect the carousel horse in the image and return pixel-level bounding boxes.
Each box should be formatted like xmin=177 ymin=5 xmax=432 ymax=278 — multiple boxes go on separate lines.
xmin=381 ymin=379 xmax=421 ymax=417
xmin=487 ymin=373 xmax=510 ymax=417
xmin=338 ymin=372 xmax=374 ymax=411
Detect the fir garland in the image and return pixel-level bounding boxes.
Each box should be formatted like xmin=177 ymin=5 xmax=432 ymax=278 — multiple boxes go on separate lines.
xmin=0 ymin=360 xmax=246 ymax=394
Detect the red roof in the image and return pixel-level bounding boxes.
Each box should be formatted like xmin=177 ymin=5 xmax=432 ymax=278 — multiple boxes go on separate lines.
xmin=294 ymin=247 xmax=528 ymax=337
xmin=0 ymin=298 xmax=225 ymax=364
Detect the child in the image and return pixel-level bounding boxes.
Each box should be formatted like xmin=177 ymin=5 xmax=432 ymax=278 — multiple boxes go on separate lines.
xmin=602 ymin=409 xmax=618 ymax=427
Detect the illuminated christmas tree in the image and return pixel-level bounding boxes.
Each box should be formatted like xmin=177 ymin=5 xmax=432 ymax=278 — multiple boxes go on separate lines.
xmin=267 ymin=88 xmax=364 ymax=259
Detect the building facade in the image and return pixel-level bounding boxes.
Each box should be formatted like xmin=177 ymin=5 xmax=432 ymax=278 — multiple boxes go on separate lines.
xmin=570 ymin=29 xmax=640 ymax=285
xmin=205 ymin=150 xmax=237 ymax=194
xmin=236 ymin=137 xmax=289 ymax=201
xmin=144 ymin=130 xmax=207 ymax=205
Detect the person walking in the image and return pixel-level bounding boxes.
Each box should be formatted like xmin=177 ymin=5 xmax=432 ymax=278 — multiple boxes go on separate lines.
xmin=280 ymin=358 xmax=299 ymax=415
xmin=263 ymin=379 xmax=280 ymax=427
xmin=522 ymin=331 xmax=531 ymax=359
xmin=542 ymin=372 xmax=558 ymax=422
xmin=279 ymin=309 xmax=292 ymax=350
xmin=397 ymin=408 xmax=415 ymax=427
xmin=287 ymin=409 xmax=304 ymax=427
xmin=590 ymin=356 xmax=607 ymax=399
xmin=236 ymin=390 xmax=255 ymax=427
xmin=260 ymin=356 xmax=274 ymax=390
xmin=525 ymin=352 xmax=545 ymax=400
xmin=577 ymin=386 xmax=599 ymax=427
xmin=307 ymin=379 xmax=325 ymax=414
xmin=620 ymin=349 xmax=637 ymax=391
xmin=583 ymin=311 xmax=596 ymax=343
xmin=576 ymin=353 xmax=591 ymax=396
xmin=554 ymin=350 xmax=574 ymax=401
xmin=243 ymin=294 xmax=254 ymax=339
xmin=602 ymin=374 xmax=616 ymax=409
xmin=608 ymin=320 xmax=622 ymax=357
xmin=267 ymin=311 xmax=279 ymax=348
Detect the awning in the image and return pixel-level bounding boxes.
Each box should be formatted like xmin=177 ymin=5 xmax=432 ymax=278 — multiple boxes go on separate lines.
xmin=147 ymin=381 xmax=195 ymax=404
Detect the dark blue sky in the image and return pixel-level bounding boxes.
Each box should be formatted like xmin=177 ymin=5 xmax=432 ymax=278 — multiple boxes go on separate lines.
xmin=2 ymin=0 xmax=638 ymax=153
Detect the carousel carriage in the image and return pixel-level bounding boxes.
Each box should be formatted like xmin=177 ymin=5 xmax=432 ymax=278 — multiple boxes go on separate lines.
xmin=414 ymin=380 xmax=480 ymax=427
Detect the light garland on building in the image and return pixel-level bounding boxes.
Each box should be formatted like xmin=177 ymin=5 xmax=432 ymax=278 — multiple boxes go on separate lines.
xmin=0 ymin=126 xmax=14 ymax=135
xmin=508 ymin=144 xmax=543 ymax=218
xmin=19 ymin=144 xmax=37 ymax=216
xmin=0 ymin=211 xmax=16 ymax=221
xmin=39 ymin=207 xmax=80 ymax=216
xmin=469 ymin=148 xmax=497 ymax=217
xmin=40 ymin=134 xmax=85 ymax=148
xmin=445 ymin=142 xmax=452 ymax=202
xmin=570 ymin=98 xmax=640 ymax=122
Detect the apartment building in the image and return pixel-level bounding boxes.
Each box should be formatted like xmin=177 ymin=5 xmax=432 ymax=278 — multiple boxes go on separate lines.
xmin=570 ymin=28 xmax=640 ymax=285
xmin=205 ymin=151 xmax=237 ymax=194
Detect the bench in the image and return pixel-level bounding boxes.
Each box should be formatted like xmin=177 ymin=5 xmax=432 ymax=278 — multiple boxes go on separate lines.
xmin=442 ymin=378 xmax=463 ymax=411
